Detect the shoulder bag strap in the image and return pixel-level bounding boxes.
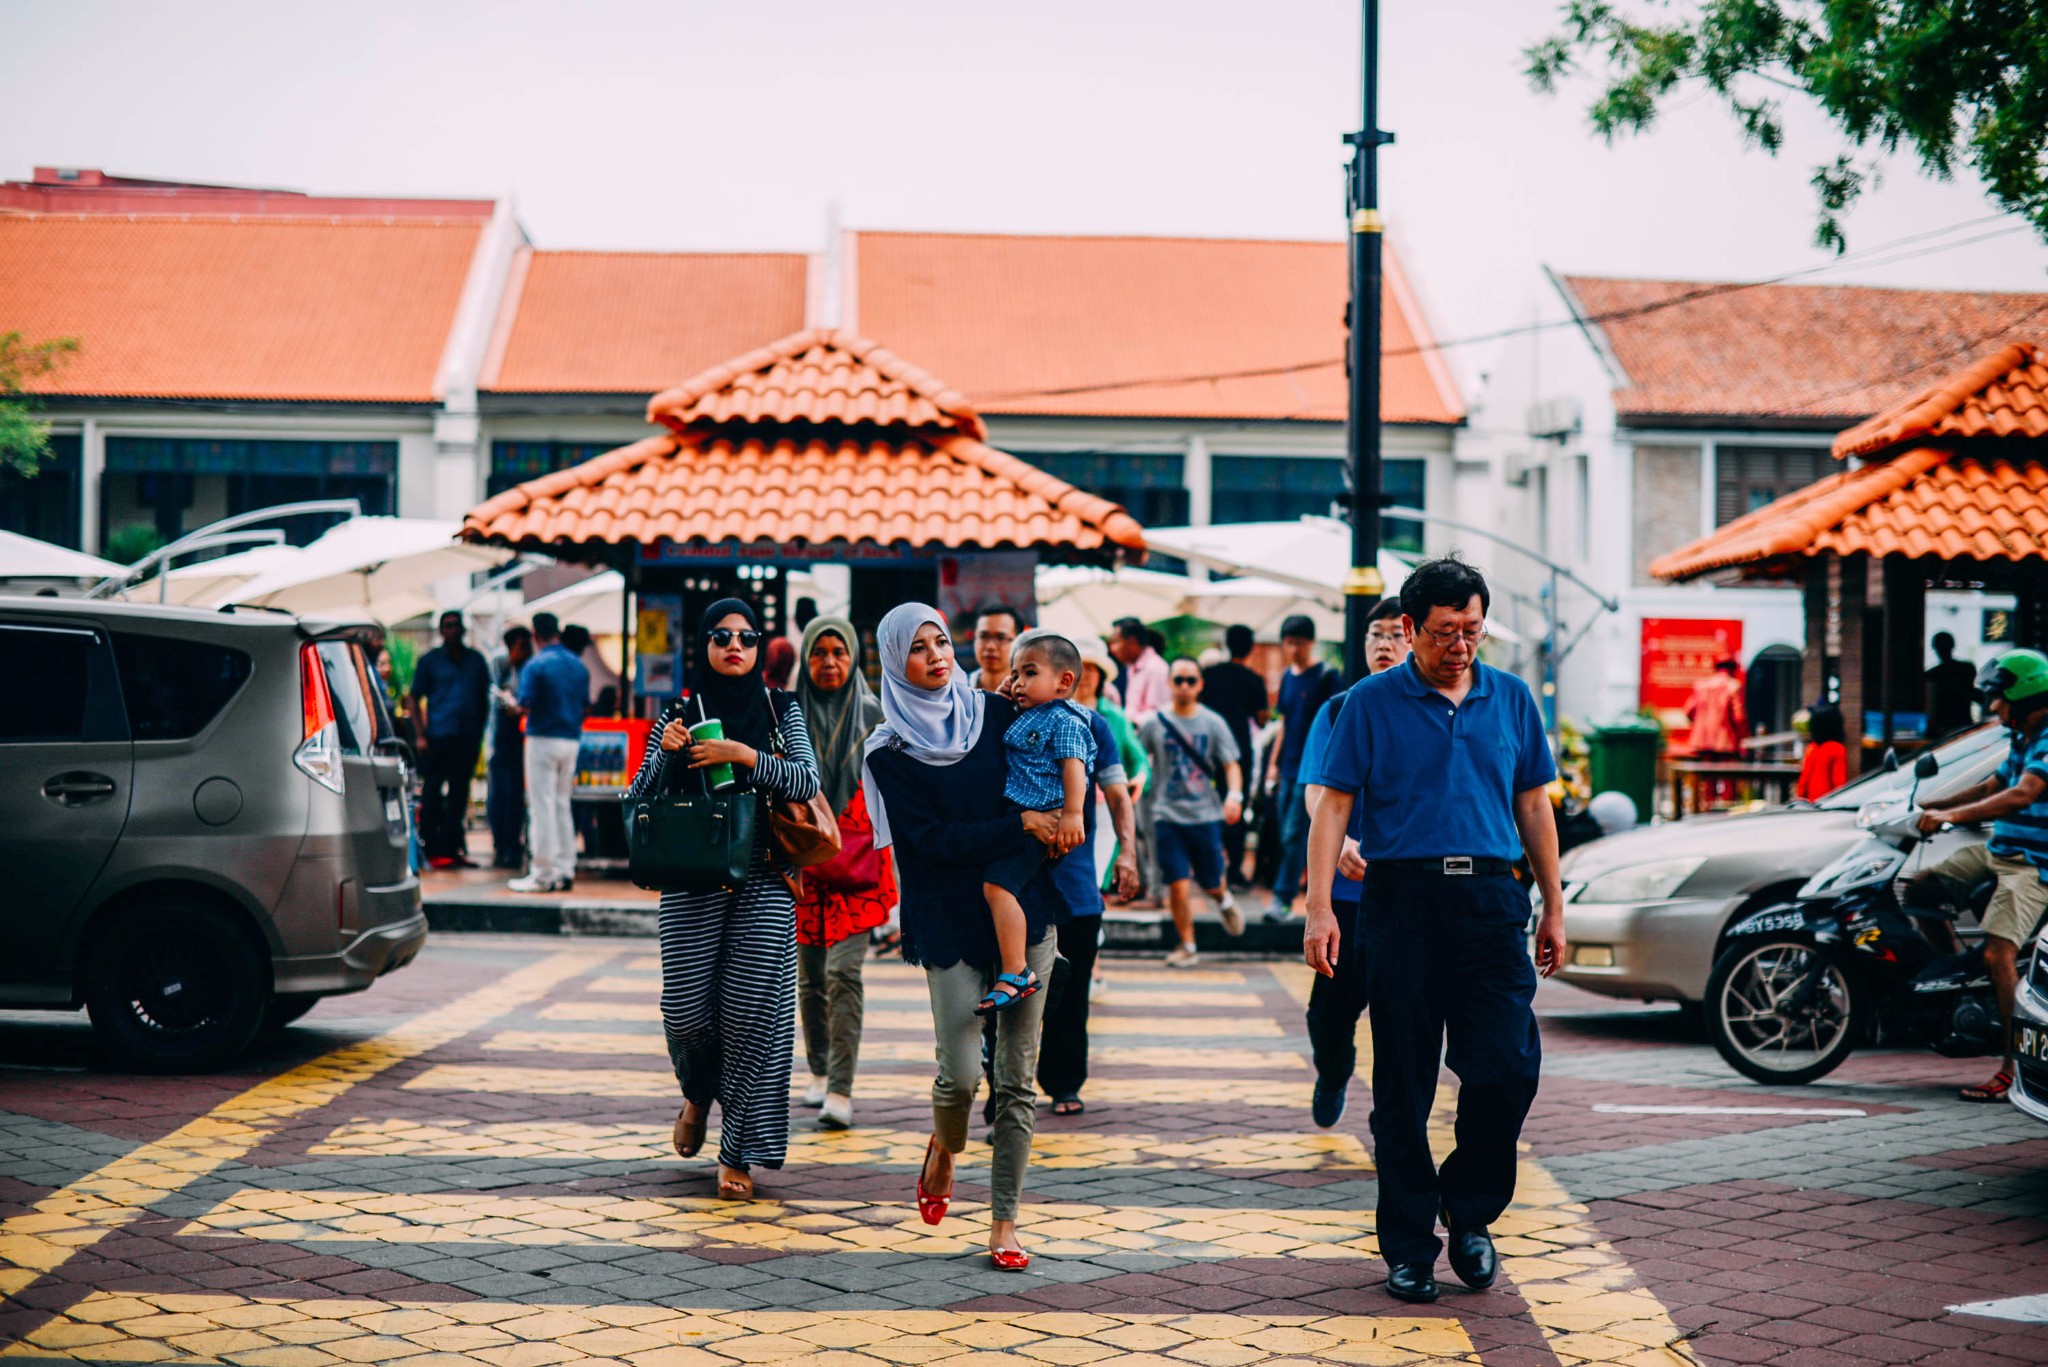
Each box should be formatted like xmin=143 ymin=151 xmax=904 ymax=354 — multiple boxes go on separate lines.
xmin=1158 ymin=714 xmax=1222 ymax=790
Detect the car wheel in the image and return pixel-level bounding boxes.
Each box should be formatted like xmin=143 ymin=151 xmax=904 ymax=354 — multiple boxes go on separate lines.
xmin=85 ymin=897 xmax=269 ymax=1073
xmin=262 ymin=993 xmax=320 ymax=1033
xmin=1705 ymin=938 xmax=1864 ymax=1085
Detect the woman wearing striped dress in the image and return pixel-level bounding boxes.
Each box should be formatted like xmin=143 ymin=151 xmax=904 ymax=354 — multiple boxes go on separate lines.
xmin=629 ymin=598 xmax=820 ymax=1200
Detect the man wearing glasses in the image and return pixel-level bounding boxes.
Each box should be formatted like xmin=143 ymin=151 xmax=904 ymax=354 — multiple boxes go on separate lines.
xmin=1303 ymin=557 xmax=1565 ymax=1306
xmin=1295 ymin=598 xmax=1409 ymax=1129
xmin=1138 ymin=660 xmax=1245 ymax=968
xmin=963 ymin=604 xmax=1026 ymax=692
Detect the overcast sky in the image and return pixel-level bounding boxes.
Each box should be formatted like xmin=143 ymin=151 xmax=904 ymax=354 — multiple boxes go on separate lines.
xmin=8 ymin=0 xmax=2046 ymax=394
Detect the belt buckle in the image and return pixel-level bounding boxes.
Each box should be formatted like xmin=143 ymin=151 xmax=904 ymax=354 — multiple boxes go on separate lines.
xmin=1444 ymin=856 xmax=1474 ymax=876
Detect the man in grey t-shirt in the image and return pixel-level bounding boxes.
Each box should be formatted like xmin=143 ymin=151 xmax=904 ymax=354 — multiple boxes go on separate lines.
xmin=1139 ymin=658 xmax=1245 ymax=967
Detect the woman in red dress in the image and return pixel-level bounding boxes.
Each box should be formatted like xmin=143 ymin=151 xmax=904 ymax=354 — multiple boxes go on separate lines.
xmin=792 ymin=615 xmax=896 ymax=1130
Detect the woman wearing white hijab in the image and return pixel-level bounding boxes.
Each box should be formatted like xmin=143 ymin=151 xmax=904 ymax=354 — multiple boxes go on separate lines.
xmin=861 ymin=602 xmax=1061 ymax=1272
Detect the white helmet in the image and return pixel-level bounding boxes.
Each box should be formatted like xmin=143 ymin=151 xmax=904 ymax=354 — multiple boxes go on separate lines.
xmin=1588 ymin=790 xmax=1639 ymax=835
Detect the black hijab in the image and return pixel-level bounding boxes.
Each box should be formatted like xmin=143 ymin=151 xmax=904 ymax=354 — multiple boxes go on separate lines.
xmin=687 ymin=597 xmax=777 ymax=757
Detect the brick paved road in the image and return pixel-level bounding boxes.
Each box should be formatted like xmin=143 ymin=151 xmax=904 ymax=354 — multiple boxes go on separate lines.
xmin=3 ymin=934 xmax=2045 ymax=1366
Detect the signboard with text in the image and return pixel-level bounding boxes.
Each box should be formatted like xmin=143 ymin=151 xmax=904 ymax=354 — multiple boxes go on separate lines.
xmin=1640 ymin=618 xmax=1744 ymax=734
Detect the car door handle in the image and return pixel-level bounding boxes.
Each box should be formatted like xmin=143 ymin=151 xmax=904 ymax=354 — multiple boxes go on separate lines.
xmin=44 ymin=772 xmax=117 ymax=805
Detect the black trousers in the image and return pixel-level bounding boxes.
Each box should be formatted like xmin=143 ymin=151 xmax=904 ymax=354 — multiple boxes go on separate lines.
xmin=486 ymin=730 xmax=525 ymax=866
xmin=420 ymin=730 xmax=483 ymax=860
xmin=1304 ymin=898 xmax=1366 ymax=1087
xmin=1362 ymin=866 xmax=1540 ymax=1265
xmin=1222 ymin=818 xmax=1249 ymax=886
xmin=1037 ymin=914 xmax=1103 ymax=1100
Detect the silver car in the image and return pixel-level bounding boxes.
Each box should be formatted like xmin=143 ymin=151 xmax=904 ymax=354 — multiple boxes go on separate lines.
xmin=2013 ymin=947 xmax=2048 ymax=1126
xmin=1559 ymin=725 xmax=2008 ymax=1008
xmin=0 ymin=597 xmax=425 ymax=1070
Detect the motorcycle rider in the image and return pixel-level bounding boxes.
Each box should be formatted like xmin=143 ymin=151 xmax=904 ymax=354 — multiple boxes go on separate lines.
xmin=1908 ymin=648 xmax=2048 ymax=1102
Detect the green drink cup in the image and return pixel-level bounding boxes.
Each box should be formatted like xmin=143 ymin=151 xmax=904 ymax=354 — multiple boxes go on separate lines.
xmin=689 ymin=717 xmax=738 ymax=791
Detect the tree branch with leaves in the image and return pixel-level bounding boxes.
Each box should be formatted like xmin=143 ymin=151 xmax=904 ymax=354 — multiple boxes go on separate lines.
xmin=1526 ymin=1 xmax=2048 ymax=252
xmin=0 ymin=332 xmax=81 ymax=477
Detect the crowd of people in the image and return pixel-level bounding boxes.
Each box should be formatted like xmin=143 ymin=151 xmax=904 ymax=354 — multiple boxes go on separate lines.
xmin=378 ymin=558 xmax=1579 ymax=1296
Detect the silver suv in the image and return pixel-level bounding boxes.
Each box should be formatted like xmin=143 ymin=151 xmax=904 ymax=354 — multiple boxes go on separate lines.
xmin=0 ymin=597 xmax=425 ymax=1070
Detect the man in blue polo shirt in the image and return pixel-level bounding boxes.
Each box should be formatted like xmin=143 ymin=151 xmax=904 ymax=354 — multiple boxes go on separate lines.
xmin=1304 ymin=556 xmax=1565 ymax=1306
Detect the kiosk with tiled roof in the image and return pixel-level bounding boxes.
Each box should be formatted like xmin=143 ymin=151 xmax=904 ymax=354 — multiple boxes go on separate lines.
xmin=1649 ymin=341 xmax=2048 ymax=763
xmin=462 ymin=328 xmax=1146 ymax=699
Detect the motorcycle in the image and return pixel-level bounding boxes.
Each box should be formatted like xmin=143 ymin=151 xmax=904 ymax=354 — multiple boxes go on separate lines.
xmin=1705 ymin=751 xmax=2031 ymax=1085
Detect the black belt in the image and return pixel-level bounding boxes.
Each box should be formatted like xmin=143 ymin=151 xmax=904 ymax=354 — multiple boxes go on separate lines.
xmin=1374 ymin=856 xmax=1516 ymax=878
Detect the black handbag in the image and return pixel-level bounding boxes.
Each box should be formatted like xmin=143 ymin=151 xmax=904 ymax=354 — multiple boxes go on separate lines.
xmin=622 ymin=703 xmax=756 ymax=893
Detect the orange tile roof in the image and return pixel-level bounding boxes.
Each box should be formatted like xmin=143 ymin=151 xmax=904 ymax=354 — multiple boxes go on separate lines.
xmin=1833 ymin=342 xmax=2048 ymax=458
xmin=851 ymin=231 xmax=1462 ymax=424
xmin=481 ymin=249 xmax=809 ymax=394
xmin=463 ymin=329 xmax=1142 ymax=556
xmin=460 ymin=429 xmax=1144 ymax=554
xmin=1649 ymin=448 xmax=2048 ymax=580
xmin=0 ymin=214 xmax=484 ymax=402
xmin=647 ymin=329 xmax=986 ymax=438
xmin=1560 ymin=276 xmax=2048 ymax=422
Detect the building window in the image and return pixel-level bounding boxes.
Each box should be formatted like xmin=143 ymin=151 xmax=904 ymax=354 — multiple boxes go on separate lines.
xmin=102 ymin=437 xmax=396 ymax=548
xmin=0 ymin=433 xmax=82 ymax=548
xmin=1019 ymin=452 xmax=1190 ymax=529
xmin=489 ymin=442 xmax=613 ymax=498
xmin=1716 ymin=444 xmax=1826 ymax=526
xmin=1210 ymin=455 xmax=1423 ymax=551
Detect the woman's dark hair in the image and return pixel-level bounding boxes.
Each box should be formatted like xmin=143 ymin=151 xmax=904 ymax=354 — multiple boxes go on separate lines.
xmin=1398 ymin=554 xmax=1489 ymax=625
xmin=1807 ymin=705 xmax=1845 ymax=748
xmin=1225 ymin=624 xmax=1255 ymax=658
xmin=560 ymin=625 xmax=592 ymax=655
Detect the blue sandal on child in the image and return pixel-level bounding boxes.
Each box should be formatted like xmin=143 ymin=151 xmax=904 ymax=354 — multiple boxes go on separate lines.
xmin=975 ymin=971 xmax=1041 ymax=1016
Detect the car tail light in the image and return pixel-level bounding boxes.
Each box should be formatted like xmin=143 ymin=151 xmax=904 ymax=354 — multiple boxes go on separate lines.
xmin=295 ymin=643 xmax=345 ymax=794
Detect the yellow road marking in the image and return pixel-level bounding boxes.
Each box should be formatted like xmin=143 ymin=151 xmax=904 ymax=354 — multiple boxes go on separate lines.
xmin=584 ymin=977 xmax=1266 ymax=1009
xmin=404 ymin=1064 xmax=1316 ymax=1107
xmin=537 ymin=1001 xmax=1280 ymax=1037
xmin=0 ymin=946 xmax=611 ymax=1299
xmin=482 ymin=1029 xmax=1306 ymax=1071
xmin=178 ymin=1189 xmax=1390 ymax=1258
xmin=4 ymin=1293 xmax=1481 ymax=1365
xmin=310 ymin=1118 xmax=1368 ymax=1169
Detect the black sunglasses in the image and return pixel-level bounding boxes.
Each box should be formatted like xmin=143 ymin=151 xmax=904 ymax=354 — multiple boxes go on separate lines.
xmin=1170 ymin=675 xmax=1201 ymax=685
xmin=709 ymin=628 xmax=763 ymax=648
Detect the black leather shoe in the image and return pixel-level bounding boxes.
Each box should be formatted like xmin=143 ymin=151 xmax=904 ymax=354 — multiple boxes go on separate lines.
xmin=1385 ymin=1262 xmax=1440 ymax=1303
xmin=1311 ymin=1079 xmax=1348 ymax=1129
xmin=1442 ymin=1211 xmax=1498 ymax=1290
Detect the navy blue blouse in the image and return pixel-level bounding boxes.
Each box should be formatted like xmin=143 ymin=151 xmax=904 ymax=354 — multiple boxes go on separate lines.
xmin=866 ymin=694 xmax=1057 ymax=971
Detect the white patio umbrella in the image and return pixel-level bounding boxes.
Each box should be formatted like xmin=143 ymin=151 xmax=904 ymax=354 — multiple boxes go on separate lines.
xmin=518 ymin=570 xmax=626 ymax=635
xmin=1179 ymin=574 xmax=1347 ymax=640
xmin=0 ymin=530 xmax=124 ymax=581
xmin=223 ymin=518 xmax=513 ymax=624
xmin=1034 ymin=565 xmax=1190 ymax=641
xmin=154 ymin=542 xmax=306 ymax=606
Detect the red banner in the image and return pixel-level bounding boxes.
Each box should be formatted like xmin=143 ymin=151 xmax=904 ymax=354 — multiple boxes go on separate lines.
xmin=1640 ymin=618 xmax=1743 ymax=736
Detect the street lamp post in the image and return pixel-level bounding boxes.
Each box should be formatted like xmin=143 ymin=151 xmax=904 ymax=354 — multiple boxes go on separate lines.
xmin=1342 ymin=0 xmax=1394 ymax=681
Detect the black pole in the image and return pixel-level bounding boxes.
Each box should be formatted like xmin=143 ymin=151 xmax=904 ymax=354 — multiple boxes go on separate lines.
xmin=1342 ymin=0 xmax=1392 ymax=682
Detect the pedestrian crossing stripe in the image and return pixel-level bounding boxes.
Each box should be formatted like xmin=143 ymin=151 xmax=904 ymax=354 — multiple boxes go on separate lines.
xmin=0 ymin=1293 xmax=1484 ymax=1365
xmin=401 ymin=1064 xmax=1317 ymax=1106
xmin=309 ymin=1118 xmax=1369 ymax=1169
xmin=480 ymin=1029 xmax=1310 ymax=1071
xmin=618 ymin=954 xmax=1250 ymax=986
xmin=536 ymin=1002 xmax=1286 ymax=1037
xmin=175 ymin=1189 xmax=1399 ymax=1258
xmin=581 ymin=976 xmax=1271 ymax=1009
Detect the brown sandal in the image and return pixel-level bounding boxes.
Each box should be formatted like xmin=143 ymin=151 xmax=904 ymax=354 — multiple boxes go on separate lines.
xmin=673 ymin=1102 xmax=707 ymax=1157
xmin=717 ymin=1164 xmax=754 ymax=1200
xmin=1960 ymin=1070 xmax=2013 ymax=1102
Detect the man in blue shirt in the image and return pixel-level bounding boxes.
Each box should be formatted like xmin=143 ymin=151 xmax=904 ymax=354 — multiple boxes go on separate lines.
xmin=1298 ymin=598 xmax=1409 ymax=1129
xmin=510 ymin=612 xmax=591 ymax=894
xmin=1305 ymin=557 xmax=1564 ymax=1306
xmin=1264 ymin=615 xmax=1342 ymax=922
xmin=411 ymin=611 xmax=492 ymax=869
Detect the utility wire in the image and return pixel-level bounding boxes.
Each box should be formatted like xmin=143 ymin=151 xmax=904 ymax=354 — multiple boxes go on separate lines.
xmin=970 ymin=213 xmax=2036 ymax=404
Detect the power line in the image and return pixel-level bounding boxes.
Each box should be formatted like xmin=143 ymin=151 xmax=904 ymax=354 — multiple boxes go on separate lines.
xmin=969 ymin=214 xmax=2036 ymax=404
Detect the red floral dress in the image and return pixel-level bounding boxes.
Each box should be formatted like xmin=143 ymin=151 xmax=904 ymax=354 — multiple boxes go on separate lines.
xmin=794 ymin=785 xmax=896 ymax=948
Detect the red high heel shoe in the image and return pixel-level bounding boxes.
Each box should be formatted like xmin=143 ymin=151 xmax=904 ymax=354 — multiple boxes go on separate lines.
xmin=989 ymin=1246 xmax=1031 ymax=1272
xmin=916 ymin=1135 xmax=951 ymax=1226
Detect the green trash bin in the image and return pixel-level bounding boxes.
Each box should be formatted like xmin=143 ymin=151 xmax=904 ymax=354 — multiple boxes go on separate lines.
xmin=1587 ymin=717 xmax=1662 ymax=822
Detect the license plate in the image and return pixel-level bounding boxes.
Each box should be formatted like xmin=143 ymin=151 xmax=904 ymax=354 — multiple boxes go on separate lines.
xmin=2015 ymin=1021 xmax=2048 ymax=1066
